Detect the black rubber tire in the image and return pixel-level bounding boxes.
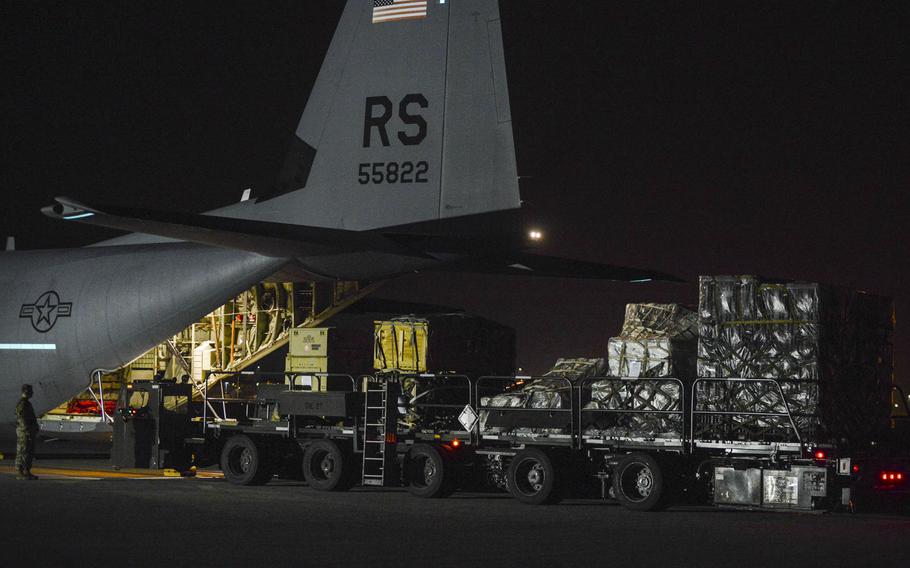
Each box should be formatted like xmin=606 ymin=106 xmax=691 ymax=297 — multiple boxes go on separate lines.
xmin=507 ymin=448 xmax=560 ymax=505
xmin=302 ymin=440 xmax=355 ymax=491
xmin=405 ymin=444 xmax=455 ymax=498
xmin=612 ymin=452 xmax=667 ymax=511
xmin=221 ymin=435 xmax=273 ymax=486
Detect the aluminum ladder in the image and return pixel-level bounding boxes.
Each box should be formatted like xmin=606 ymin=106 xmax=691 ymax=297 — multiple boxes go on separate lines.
xmin=361 ymin=375 xmax=399 ymax=487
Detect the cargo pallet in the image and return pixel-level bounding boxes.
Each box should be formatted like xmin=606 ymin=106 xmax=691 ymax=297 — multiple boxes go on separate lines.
xmin=137 ymin=371 xmax=860 ymax=511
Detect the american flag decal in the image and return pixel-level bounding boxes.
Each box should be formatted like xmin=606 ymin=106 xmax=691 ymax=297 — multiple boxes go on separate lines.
xmin=373 ymin=0 xmax=428 ymax=24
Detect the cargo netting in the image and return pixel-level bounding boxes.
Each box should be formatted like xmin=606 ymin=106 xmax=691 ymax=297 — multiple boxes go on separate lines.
xmin=478 ymin=358 xmax=605 ymax=435
xmin=695 ymin=276 xmax=893 ymax=444
xmin=608 ymin=304 xmax=697 ymax=379
xmin=582 ymin=379 xmax=684 ymax=439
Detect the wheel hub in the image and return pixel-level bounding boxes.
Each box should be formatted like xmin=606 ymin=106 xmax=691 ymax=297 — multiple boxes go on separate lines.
xmin=423 ymin=459 xmax=437 ymax=482
xmin=320 ymin=456 xmax=335 ymax=476
xmin=239 ymin=448 xmax=252 ymax=473
xmin=526 ymin=463 xmax=544 ymax=491
xmin=635 ymin=468 xmax=653 ymax=497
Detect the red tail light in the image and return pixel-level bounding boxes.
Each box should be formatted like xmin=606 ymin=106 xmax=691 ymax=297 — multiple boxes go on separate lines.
xmin=451 ymin=438 xmax=461 ymax=448
xmin=879 ymin=471 xmax=906 ymax=483
xmin=814 ymin=450 xmax=826 ymax=460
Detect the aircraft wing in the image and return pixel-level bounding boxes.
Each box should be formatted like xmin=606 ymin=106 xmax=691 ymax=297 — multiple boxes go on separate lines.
xmin=432 ymin=252 xmax=684 ymax=283
xmin=42 ymin=197 xmax=430 ymax=259
xmin=43 ymin=197 xmax=680 ymax=282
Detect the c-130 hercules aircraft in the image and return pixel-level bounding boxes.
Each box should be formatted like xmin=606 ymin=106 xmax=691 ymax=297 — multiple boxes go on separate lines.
xmin=0 ymin=0 xmax=675 ymax=439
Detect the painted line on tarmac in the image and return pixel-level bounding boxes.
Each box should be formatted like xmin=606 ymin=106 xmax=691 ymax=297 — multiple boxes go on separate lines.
xmin=33 ymin=474 xmax=102 ymax=481
xmin=1 ymin=465 xmax=224 ymax=479
xmin=195 ymin=470 xmax=224 ymax=479
xmin=0 ymin=466 xmax=165 ymax=479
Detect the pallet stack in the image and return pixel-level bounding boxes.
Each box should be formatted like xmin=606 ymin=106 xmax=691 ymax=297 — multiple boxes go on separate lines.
xmin=694 ymin=275 xmax=893 ymax=444
xmin=583 ymin=304 xmax=696 ymax=439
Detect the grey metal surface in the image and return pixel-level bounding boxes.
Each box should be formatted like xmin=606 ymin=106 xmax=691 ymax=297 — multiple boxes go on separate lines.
xmin=275 ymin=390 xmax=363 ymax=418
xmin=715 ymin=465 xmax=827 ymax=510
xmin=714 ymin=467 xmax=762 ymax=506
xmin=101 ymin=0 xmax=519 ymax=238
xmin=37 ymin=416 xmax=112 ymax=441
xmin=762 ymin=466 xmax=827 ymax=510
xmin=0 ymin=244 xmax=286 ymax=435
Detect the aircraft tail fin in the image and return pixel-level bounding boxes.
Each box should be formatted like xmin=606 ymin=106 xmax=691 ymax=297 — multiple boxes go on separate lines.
xmin=253 ymin=0 xmax=520 ymax=231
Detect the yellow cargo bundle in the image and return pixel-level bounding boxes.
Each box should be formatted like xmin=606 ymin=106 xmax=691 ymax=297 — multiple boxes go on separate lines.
xmin=373 ymin=319 xmax=428 ymax=372
xmin=285 ymin=328 xmax=330 ymax=374
xmin=285 ymin=327 xmax=373 ymax=390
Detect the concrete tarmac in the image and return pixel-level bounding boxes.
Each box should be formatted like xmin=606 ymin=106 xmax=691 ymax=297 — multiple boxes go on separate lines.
xmin=1 ymin=462 xmax=908 ymax=568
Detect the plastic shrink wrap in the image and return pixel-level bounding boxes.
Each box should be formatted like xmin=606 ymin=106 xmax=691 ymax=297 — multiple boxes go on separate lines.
xmin=607 ymin=304 xmax=697 ymax=379
xmin=608 ymin=338 xmax=673 ymax=378
xmin=479 ymin=358 xmax=604 ymax=434
xmin=582 ymin=379 xmax=683 ymax=438
xmin=620 ymin=303 xmax=698 ymax=342
xmin=695 ymin=276 xmax=893 ymax=444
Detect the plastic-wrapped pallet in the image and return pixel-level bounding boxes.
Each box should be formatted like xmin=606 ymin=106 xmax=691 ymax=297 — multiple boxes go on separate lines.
xmin=697 ymin=277 xmax=821 ymax=380
xmin=620 ymin=303 xmax=698 ymax=342
xmin=538 ymin=357 xmax=607 ymax=383
xmin=478 ymin=358 xmax=604 ymax=434
xmin=693 ymin=379 xmax=819 ymax=440
xmin=695 ymin=275 xmax=893 ymax=444
xmin=480 ymin=357 xmax=604 ymax=410
xmin=582 ymin=379 xmax=683 ymax=438
xmin=607 ymin=303 xmax=697 ymax=380
xmin=607 ymin=338 xmax=673 ymax=378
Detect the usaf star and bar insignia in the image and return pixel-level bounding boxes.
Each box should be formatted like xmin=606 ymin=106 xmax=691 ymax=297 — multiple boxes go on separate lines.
xmin=20 ymin=291 xmax=73 ymax=333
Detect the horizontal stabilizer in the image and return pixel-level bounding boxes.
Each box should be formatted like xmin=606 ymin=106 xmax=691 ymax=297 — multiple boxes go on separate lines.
xmin=41 ymin=197 xmax=428 ymax=259
xmin=437 ymin=252 xmax=683 ymax=283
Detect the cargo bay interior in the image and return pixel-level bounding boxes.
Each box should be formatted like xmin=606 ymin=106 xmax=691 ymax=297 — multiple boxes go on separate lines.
xmin=39 ymin=279 xmax=380 ymax=440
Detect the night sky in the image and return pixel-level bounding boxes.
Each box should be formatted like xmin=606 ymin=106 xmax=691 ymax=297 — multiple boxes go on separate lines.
xmin=2 ymin=1 xmax=907 ymax=387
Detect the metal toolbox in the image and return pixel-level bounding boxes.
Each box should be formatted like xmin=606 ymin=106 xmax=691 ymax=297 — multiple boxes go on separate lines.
xmin=713 ymin=465 xmax=827 ymax=510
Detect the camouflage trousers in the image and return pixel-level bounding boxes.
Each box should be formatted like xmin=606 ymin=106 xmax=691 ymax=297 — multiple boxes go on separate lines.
xmin=16 ymin=429 xmax=35 ymax=475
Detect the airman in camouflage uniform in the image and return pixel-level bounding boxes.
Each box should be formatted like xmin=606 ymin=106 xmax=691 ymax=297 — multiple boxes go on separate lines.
xmin=16 ymin=384 xmax=39 ymax=480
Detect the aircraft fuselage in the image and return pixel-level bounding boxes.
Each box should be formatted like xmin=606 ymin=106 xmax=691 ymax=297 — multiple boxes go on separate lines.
xmin=0 ymin=244 xmax=286 ymax=439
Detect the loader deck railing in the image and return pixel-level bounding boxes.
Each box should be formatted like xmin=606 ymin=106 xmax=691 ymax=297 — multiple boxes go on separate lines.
xmin=396 ymin=373 xmax=473 ymax=439
xmin=200 ymin=371 xmax=358 ymax=432
xmin=475 ymin=376 xmax=576 ymax=447
xmin=194 ymin=370 xmax=815 ymax=456
xmin=578 ymin=377 xmax=687 ymax=450
xmin=690 ymin=377 xmax=804 ymax=451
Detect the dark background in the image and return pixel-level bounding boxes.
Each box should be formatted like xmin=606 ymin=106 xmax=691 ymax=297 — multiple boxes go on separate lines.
xmin=2 ymin=1 xmax=907 ymax=388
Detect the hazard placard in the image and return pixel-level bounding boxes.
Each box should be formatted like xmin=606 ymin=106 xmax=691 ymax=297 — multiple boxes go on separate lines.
xmin=458 ymin=404 xmax=478 ymax=432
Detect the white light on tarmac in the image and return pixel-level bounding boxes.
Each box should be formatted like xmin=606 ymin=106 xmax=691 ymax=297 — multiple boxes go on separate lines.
xmin=528 ymin=230 xmax=543 ymax=241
